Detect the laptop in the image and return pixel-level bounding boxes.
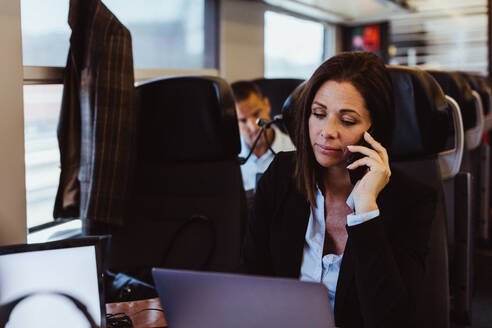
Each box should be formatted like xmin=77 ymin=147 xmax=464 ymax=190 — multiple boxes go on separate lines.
xmin=0 ymin=237 xmax=106 ymax=328
xmin=152 ymin=268 xmax=335 ymax=328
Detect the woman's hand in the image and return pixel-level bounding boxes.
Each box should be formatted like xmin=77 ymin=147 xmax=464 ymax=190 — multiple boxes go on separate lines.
xmin=346 ymin=131 xmax=391 ymax=214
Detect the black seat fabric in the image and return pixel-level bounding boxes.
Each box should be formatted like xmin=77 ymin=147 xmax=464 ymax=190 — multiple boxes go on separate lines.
xmin=281 ymin=82 xmax=305 ymax=146
xmin=461 ymin=73 xmax=490 ymax=116
xmin=105 ymin=76 xmax=246 ymax=280
xmin=388 ymin=66 xmax=450 ymax=160
xmin=388 ymin=66 xmax=451 ymax=328
xmin=427 ymin=70 xmax=477 ymax=132
xmin=461 ymin=72 xmax=491 ymax=245
xmin=137 ymin=76 xmax=240 ymax=162
xmin=253 ymin=78 xmax=304 ymax=132
xmin=427 ymin=70 xmax=476 ymax=325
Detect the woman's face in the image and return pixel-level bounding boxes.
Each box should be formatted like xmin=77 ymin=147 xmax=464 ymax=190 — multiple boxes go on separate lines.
xmin=308 ymin=80 xmax=372 ymax=168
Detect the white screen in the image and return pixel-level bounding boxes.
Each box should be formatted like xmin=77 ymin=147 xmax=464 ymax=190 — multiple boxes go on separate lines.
xmin=0 ymin=246 xmax=101 ymax=327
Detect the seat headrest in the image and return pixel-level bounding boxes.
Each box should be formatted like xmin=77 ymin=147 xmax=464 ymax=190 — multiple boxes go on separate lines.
xmin=135 ymin=76 xmax=240 ymax=162
xmin=460 ymin=72 xmax=490 ymax=116
xmin=427 ymin=70 xmax=477 ymax=130
xmin=252 ymin=78 xmax=304 ymax=119
xmin=388 ymin=66 xmax=450 ymax=159
xmin=281 ymin=67 xmax=450 ymax=159
xmin=281 ymin=83 xmax=305 ymax=146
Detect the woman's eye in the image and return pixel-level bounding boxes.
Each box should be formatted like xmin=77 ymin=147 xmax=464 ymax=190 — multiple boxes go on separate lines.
xmin=341 ymin=120 xmax=356 ymax=126
xmin=312 ymin=112 xmax=325 ymax=119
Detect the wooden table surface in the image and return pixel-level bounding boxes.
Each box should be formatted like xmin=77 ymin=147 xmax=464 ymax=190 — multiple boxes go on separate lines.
xmin=106 ymin=297 xmax=167 ymax=327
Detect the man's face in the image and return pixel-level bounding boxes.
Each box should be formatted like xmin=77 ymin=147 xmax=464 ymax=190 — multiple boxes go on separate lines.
xmin=235 ymin=93 xmax=271 ymax=149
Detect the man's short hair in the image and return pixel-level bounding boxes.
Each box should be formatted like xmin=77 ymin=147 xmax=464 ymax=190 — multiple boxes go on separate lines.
xmin=231 ymin=81 xmax=264 ymax=102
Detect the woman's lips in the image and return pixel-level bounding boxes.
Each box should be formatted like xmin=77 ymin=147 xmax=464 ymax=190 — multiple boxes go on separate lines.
xmin=317 ymin=144 xmax=343 ymax=155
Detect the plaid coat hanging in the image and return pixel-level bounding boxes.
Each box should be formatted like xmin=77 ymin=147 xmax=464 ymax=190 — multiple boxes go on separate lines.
xmin=54 ymin=0 xmax=137 ymax=225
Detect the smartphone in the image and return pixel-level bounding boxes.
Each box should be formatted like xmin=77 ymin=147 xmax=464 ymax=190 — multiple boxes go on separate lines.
xmin=346 ymin=130 xmax=373 ymax=185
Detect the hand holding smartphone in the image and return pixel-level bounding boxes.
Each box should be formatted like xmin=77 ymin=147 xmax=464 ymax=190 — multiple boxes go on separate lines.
xmin=346 ymin=129 xmax=373 ymax=185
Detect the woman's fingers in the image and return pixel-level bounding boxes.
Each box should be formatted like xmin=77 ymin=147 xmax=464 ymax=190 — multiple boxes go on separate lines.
xmin=346 ymin=144 xmax=380 ymax=160
xmin=347 ymin=156 xmax=391 ymax=187
xmin=346 ymin=156 xmax=383 ymax=171
xmin=349 ymin=132 xmax=392 ymax=210
xmin=364 ymin=131 xmax=389 ymax=164
xmin=347 ymin=132 xmax=389 ymax=164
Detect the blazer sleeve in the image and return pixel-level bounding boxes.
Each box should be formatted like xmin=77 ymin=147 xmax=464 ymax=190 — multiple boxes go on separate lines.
xmin=345 ymin=178 xmax=437 ymax=328
xmin=239 ymin=153 xmax=288 ymax=276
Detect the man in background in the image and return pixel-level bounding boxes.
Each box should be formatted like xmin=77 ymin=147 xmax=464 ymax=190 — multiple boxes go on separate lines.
xmin=231 ymin=81 xmax=295 ymax=192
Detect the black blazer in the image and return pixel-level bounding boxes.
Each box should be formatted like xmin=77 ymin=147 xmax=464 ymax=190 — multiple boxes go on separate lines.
xmin=241 ymin=152 xmax=437 ymax=328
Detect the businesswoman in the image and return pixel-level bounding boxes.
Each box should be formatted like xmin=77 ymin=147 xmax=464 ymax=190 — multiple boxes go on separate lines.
xmin=240 ymin=52 xmax=436 ymax=328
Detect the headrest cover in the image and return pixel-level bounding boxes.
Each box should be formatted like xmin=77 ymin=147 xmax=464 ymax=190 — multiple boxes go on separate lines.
xmin=253 ymin=78 xmax=304 ymax=119
xmin=427 ymin=70 xmax=477 ymax=130
xmin=388 ymin=67 xmax=450 ymax=159
xmin=136 ymin=76 xmax=240 ymax=162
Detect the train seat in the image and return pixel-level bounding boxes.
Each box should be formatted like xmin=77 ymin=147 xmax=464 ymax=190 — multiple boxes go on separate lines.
xmin=106 ymin=76 xmax=247 ymax=279
xmin=252 ymin=78 xmax=304 ymax=133
xmin=462 ymin=73 xmax=492 ymax=133
xmin=427 ymin=70 xmax=483 ymax=325
xmin=388 ymin=66 xmax=456 ymax=328
xmin=427 ymin=71 xmax=484 ymax=163
xmin=460 ymin=72 xmax=491 ymax=246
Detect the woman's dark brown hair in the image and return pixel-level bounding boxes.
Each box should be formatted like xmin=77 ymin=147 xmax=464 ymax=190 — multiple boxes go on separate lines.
xmin=294 ymin=52 xmax=395 ymax=206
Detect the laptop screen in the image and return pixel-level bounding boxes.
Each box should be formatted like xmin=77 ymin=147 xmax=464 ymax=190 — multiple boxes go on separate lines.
xmin=0 ymin=238 xmax=105 ymax=328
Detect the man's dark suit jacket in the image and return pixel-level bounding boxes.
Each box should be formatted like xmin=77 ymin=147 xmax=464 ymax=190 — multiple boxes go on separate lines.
xmin=54 ymin=0 xmax=136 ymax=225
xmin=241 ymin=152 xmax=437 ymax=328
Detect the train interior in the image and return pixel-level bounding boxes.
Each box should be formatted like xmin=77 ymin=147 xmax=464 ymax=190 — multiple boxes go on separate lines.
xmin=1 ymin=0 xmax=492 ymax=327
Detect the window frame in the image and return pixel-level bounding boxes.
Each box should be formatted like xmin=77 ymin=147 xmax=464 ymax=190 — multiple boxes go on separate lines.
xmin=24 ymin=0 xmax=220 ymax=234
xmin=261 ymin=5 xmax=338 ymax=59
xmin=263 ymin=8 xmax=336 ymax=79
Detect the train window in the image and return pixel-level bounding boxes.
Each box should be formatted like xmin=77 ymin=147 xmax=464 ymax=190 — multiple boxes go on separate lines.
xmin=103 ymin=0 xmax=211 ymax=69
xmin=21 ymin=0 xmax=216 ymax=70
xmin=20 ymin=0 xmax=218 ymax=231
xmin=20 ymin=0 xmax=70 ymax=67
xmin=23 ymin=85 xmax=62 ymax=229
xmin=264 ymin=11 xmax=325 ymax=79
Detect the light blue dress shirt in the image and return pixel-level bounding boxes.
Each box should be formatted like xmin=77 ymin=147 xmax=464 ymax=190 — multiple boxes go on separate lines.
xmin=299 ymin=187 xmax=380 ymax=310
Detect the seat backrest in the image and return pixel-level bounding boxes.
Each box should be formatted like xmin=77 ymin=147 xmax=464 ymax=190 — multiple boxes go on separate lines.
xmin=461 ymin=72 xmax=492 ymax=133
xmin=107 ymin=76 xmax=246 ymax=278
xmin=427 ymin=71 xmax=476 ymax=130
xmin=387 ymin=66 xmax=452 ymax=328
xmin=252 ymin=78 xmax=304 ymax=131
xmin=427 ymin=71 xmax=483 ymax=151
xmin=388 ymin=66 xmax=451 ymax=160
xmin=137 ymin=76 xmax=240 ymax=162
xmin=281 ymin=82 xmax=305 ymax=146
xmin=426 ymin=71 xmax=478 ymax=325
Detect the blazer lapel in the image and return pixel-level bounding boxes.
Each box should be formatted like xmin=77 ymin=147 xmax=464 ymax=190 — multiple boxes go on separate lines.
xmin=271 ymin=184 xmax=310 ymax=278
xmin=334 ymin=236 xmax=355 ymax=322
xmin=334 ymin=185 xmax=394 ymax=324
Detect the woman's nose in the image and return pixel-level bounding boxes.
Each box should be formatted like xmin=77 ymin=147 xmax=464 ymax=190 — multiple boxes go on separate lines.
xmin=320 ymin=119 xmax=339 ymax=139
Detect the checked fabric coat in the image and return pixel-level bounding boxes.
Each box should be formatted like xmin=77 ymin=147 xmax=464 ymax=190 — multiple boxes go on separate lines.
xmin=54 ymin=0 xmax=137 ymax=226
